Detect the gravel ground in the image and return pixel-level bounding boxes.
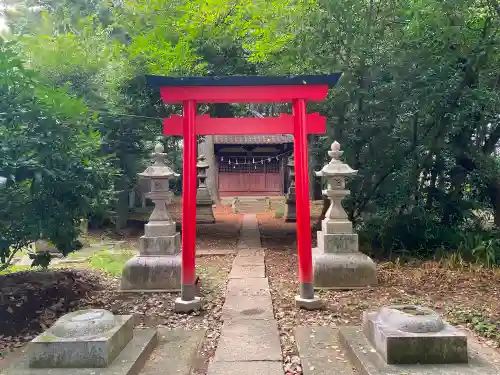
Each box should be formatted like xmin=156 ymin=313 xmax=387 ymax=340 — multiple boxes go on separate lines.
xmin=259 ymin=213 xmax=500 ymax=375
xmin=0 ymin=207 xmax=241 ymax=374
xmin=0 ymin=255 xmax=234 ymax=373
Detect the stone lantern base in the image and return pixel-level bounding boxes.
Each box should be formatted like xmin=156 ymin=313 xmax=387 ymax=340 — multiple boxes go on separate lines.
xmin=121 ymin=231 xmax=181 ymax=292
xmin=284 ymin=195 xmax=296 ymax=222
xmin=313 ymin=231 xmax=377 ymax=289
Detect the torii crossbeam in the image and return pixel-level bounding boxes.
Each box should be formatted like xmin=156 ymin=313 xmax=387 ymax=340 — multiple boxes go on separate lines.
xmin=146 ymin=74 xmax=342 ymax=310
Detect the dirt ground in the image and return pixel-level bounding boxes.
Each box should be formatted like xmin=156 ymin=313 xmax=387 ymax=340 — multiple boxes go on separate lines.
xmin=0 ymin=207 xmax=241 ymax=373
xmin=3 ymin=207 xmax=500 ymax=375
xmin=258 ymin=212 xmax=500 ymax=375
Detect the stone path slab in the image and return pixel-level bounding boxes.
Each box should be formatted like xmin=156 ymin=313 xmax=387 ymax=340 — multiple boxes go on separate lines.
xmin=226 ymin=277 xmax=270 ymax=296
xmin=229 ymin=264 xmax=265 ymax=278
xmin=237 ymin=214 xmax=262 ymax=248
xmin=233 ymin=253 xmax=264 ymax=266
xmin=207 ymin=361 xmax=283 ymax=375
xmin=237 ymin=248 xmax=265 ymax=257
xmin=140 ymin=328 xmax=205 ymax=375
xmin=222 ymin=294 xmax=274 ymax=321
xmin=208 ymin=214 xmax=282 ymax=374
xmin=214 ymin=319 xmax=282 ymax=362
xmin=295 ymin=326 xmax=355 ymax=375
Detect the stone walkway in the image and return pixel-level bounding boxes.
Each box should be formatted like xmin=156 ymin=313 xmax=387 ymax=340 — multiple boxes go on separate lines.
xmin=208 ymin=214 xmax=282 ymax=375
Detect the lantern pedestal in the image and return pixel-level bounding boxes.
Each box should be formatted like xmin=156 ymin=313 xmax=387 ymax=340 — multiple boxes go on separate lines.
xmin=284 ymin=155 xmax=297 ymax=222
xmin=121 ymin=144 xmax=182 ymax=292
xmin=284 ymin=187 xmax=297 ymax=222
xmin=313 ymin=141 xmax=377 ymax=289
xmin=196 ymin=155 xmax=215 ymax=224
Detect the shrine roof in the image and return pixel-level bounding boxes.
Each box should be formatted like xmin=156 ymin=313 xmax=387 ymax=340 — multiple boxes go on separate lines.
xmin=146 ymin=74 xmax=342 ymax=87
xmin=214 ymin=134 xmax=293 ymax=144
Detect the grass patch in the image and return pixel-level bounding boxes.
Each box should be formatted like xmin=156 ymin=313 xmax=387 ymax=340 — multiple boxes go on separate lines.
xmin=87 ymin=249 xmax=135 ymax=277
xmin=0 ymin=264 xmax=33 ymax=275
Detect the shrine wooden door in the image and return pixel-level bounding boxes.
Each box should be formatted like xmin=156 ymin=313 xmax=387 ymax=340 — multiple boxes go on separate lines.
xmin=218 ymin=158 xmax=282 ymax=196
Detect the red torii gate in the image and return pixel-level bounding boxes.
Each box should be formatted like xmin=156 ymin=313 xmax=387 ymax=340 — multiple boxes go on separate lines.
xmin=146 ymin=74 xmax=342 ymax=310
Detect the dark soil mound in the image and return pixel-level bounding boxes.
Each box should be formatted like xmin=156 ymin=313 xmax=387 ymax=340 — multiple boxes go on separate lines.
xmin=0 ymin=269 xmax=104 ymax=338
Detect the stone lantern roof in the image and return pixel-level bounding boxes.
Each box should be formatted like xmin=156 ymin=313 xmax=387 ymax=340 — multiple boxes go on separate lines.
xmin=138 ymin=143 xmax=179 ymax=179
xmin=196 ymin=154 xmax=209 ymax=169
xmin=315 ymin=141 xmax=357 ymax=177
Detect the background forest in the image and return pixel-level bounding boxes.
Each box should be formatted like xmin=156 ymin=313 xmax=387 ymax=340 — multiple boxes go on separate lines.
xmin=2 ymin=0 xmax=500 ymax=267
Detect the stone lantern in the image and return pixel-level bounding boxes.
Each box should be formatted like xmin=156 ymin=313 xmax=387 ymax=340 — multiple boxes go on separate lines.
xmin=313 ymin=141 xmax=377 ymax=288
xmin=284 ymin=154 xmax=296 ymax=222
xmin=196 ymin=154 xmax=215 ymax=224
xmin=121 ymin=143 xmax=182 ymax=291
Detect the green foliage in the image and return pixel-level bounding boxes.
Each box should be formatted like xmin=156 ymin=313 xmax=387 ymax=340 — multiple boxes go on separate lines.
xmin=0 ymin=38 xmax=115 ymax=269
xmin=448 ymin=307 xmax=500 ymax=344
xmin=263 ymin=0 xmax=500 ymax=258
xmin=87 ymin=248 xmax=135 ymax=276
xmin=5 ymin=0 xmax=500 ymax=266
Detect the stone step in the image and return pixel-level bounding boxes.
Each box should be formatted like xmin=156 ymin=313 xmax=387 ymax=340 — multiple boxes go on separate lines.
xmin=235 ymin=202 xmax=269 ymax=214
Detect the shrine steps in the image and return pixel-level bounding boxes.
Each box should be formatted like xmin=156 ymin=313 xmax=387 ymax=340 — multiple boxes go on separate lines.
xmin=220 ymin=196 xmax=284 ymax=214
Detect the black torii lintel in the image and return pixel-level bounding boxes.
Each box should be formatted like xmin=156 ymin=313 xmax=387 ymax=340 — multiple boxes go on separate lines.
xmin=146 ymin=73 xmax=342 ymax=88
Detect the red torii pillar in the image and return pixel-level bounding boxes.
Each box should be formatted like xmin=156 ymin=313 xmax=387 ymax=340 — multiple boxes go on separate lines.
xmin=146 ymin=74 xmax=342 ymax=311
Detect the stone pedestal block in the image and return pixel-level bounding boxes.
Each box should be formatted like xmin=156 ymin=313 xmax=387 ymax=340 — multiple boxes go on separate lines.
xmin=363 ymin=305 xmax=468 ymax=364
xmin=196 ymin=202 xmax=216 ymax=224
xmin=317 ymin=231 xmax=358 ymax=253
xmin=29 ymin=310 xmax=134 ymax=368
xmin=138 ymin=233 xmax=180 ymax=256
xmin=284 ymin=199 xmax=296 ymax=222
xmin=313 ymin=250 xmax=377 ymax=289
xmin=121 ymin=255 xmax=181 ymax=292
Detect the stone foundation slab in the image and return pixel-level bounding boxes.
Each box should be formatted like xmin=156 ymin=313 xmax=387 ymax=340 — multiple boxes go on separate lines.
xmin=339 ymin=326 xmax=500 ymax=375
xmin=313 ymin=250 xmax=377 ymax=289
xmin=363 ymin=308 xmax=467 ymax=364
xmin=121 ymin=255 xmax=181 ymax=291
xmin=2 ymin=329 xmax=157 ymax=375
xmin=29 ymin=312 xmax=134 ymax=368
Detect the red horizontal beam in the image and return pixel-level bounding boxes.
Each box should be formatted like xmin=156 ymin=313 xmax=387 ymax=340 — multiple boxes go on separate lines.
xmin=163 ymin=113 xmax=326 ymax=136
xmin=160 ymin=85 xmax=329 ymax=104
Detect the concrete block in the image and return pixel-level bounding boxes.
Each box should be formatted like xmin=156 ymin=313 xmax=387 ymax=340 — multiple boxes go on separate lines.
xmin=339 ymin=326 xmax=500 ymax=375
xmin=121 ymin=255 xmax=181 ymax=292
xmin=4 ymin=329 xmax=157 ymax=375
xmin=317 ymin=231 xmax=358 ymax=253
xmin=28 ymin=310 xmax=134 ymax=368
xmin=208 ymin=361 xmax=283 ymax=375
xmin=174 ymin=297 xmax=202 ymax=313
xmin=363 ymin=306 xmax=468 ymax=364
xmin=295 ymin=295 xmax=323 ymax=310
xmin=138 ymin=234 xmax=180 ymax=256
xmin=321 ymin=220 xmax=353 ymax=234
xmin=313 ymin=251 xmax=377 ymax=289
xmin=143 ymin=222 xmax=176 ymax=237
